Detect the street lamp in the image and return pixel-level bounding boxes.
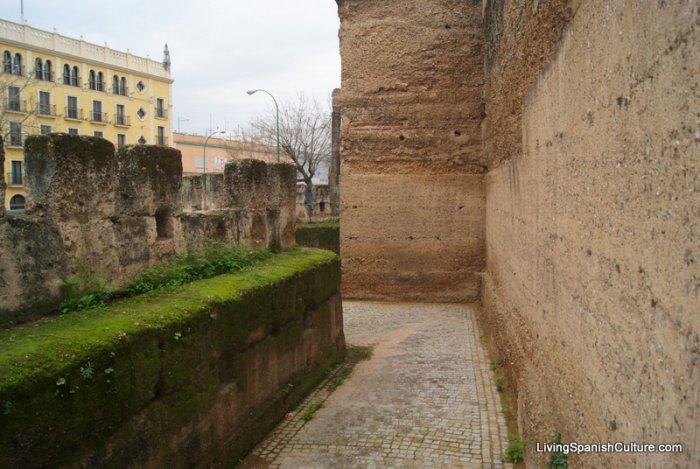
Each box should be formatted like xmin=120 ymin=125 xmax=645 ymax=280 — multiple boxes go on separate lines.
xmin=203 ymin=129 xmax=225 ymax=175
xmin=246 ymin=89 xmax=280 ymax=162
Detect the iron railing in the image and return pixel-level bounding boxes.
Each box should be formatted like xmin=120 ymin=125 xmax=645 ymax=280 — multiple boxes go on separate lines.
xmin=5 ymin=172 xmax=23 ymax=185
xmin=90 ymin=111 xmax=108 ymax=123
xmin=114 ymin=114 xmax=130 ymax=126
xmin=37 ymin=103 xmax=56 ymax=116
xmin=64 ymin=107 xmax=84 ymax=120
xmin=6 ymin=99 xmax=27 ymax=113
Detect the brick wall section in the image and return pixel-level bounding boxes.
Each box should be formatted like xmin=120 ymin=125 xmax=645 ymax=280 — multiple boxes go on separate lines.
xmin=336 ymin=0 xmax=485 ymax=302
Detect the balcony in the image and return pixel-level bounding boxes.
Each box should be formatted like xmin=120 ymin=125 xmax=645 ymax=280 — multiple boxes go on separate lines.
xmin=155 ymin=108 xmax=168 ymax=119
xmin=90 ymin=111 xmax=108 ymax=124
xmin=37 ymin=103 xmax=57 ymax=117
xmin=114 ymin=114 xmax=130 ymax=127
xmin=64 ymin=107 xmax=84 ymax=120
xmin=6 ymin=99 xmax=27 ymax=113
xmin=156 ymin=136 xmax=168 ymax=146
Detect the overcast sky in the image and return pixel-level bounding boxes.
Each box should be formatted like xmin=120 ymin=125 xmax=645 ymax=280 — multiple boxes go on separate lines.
xmin=0 ymin=0 xmax=341 ymax=135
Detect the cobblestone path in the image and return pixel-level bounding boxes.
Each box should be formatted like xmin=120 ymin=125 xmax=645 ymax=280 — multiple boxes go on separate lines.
xmin=242 ymin=302 xmax=512 ymax=468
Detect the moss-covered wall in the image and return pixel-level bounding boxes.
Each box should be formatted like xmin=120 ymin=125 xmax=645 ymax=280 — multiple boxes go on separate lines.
xmin=295 ymin=221 xmax=340 ymax=255
xmin=0 ymin=134 xmax=297 ymax=327
xmin=0 ymin=248 xmax=344 ymax=468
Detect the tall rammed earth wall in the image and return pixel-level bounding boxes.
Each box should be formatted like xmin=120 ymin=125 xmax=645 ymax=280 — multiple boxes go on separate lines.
xmin=337 ymin=0 xmax=698 ymax=467
xmin=0 ymin=134 xmax=296 ymax=327
xmin=480 ymin=1 xmax=699 ymax=467
xmin=336 ymin=0 xmax=486 ymax=302
xmin=0 ymin=249 xmax=344 ymax=468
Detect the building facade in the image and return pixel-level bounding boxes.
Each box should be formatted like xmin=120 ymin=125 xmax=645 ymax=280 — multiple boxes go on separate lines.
xmin=173 ymin=132 xmax=277 ymax=175
xmin=0 ymin=18 xmax=173 ymax=210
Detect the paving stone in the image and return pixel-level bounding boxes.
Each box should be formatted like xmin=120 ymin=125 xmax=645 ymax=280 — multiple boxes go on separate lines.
xmin=241 ymin=302 xmax=512 ymax=468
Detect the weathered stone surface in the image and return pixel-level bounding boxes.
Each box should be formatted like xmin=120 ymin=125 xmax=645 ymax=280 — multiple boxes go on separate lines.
xmin=337 ymin=0 xmax=485 ymax=302
xmin=0 ymin=249 xmax=344 ymax=468
xmin=25 ymin=134 xmax=117 ymax=218
xmin=0 ymin=137 xmax=297 ymax=326
xmin=479 ymin=1 xmax=699 ymax=467
xmin=0 ymin=137 xmax=5 ymax=219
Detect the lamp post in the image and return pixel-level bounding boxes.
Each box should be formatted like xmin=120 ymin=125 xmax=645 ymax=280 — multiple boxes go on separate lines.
xmin=246 ymin=89 xmax=280 ymax=162
xmin=203 ymin=129 xmax=225 ymax=175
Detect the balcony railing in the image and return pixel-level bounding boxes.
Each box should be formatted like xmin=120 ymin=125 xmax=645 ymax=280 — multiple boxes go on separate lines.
xmin=155 ymin=108 xmax=168 ymax=119
xmin=114 ymin=114 xmax=130 ymax=127
xmin=64 ymin=107 xmax=84 ymax=120
xmin=63 ymin=75 xmax=81 ymax=87
xmin=156 ymin=136 xmax=168 ymax=146
xmin=6 ymin=99 xmax=27 ymax=113
xmin=89 ymin=81 xmax=105 ymax=92
xmin=7 ymin=171 xmax=24 ymax=186
xmin=35 ymin=71 xmax=54 ymax=82
xmin=3 ymin=65 xmax=25 ymax=76
xmin=90 ymin=111 xmax=108 ymax=123
xmin=113 ymin=86 xmax=128 ymax=96
xmin=37 ymin=103 xmax=57 ymax=116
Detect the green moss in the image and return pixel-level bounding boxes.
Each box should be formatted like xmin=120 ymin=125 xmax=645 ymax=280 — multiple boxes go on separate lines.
xmin=296 ymin=219 xmax=339 ymax=229
xmin=295 ymin=221 xmax=340 ymax=255
xmin=0 ymin=247 xmax=340 ymax=467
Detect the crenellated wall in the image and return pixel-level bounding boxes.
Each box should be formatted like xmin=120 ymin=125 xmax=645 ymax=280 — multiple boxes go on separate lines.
xmin=0 ymin=134 xmax=297 ymax=327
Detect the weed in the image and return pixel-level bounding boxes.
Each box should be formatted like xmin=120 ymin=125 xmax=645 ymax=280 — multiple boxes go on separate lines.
xmin=547 ymin=432 xmax=568 ymax=469
xmin=80 ymin=362 xmax=94 ymax=380
xmin=346 ymin=346 xmax=372 ymax=362
xmin=125 ymin=241 xmax=271 ymax=296
xmin=495 ymin=377 xmax=504 ymax=392
xmin=490 ymin=357 xmax=501 ymax=372
xmin=503 ymin=434 xmax=525 ymax=463
xmin=60 ymin=257 xmax=112 ymax=313
xmin=333 ymin=367 xmax=353 ymax=386
xmin=301 ymin=401 xmax=323 ymax=422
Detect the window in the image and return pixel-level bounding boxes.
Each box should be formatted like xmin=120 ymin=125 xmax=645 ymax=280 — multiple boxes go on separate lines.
xmin=9 ymin=161 xmax=23 ymax=185
xmin=157 ymin=126 xmax=165 ymax=145
xmin=7 ymin=86 xmax=21 ymax=111
xmin=12 ymin=53 xmax=22 ymax=75
xmin=89 ymin=70 xmax=96 ymax=90
xmin=8 ymin=121 xmax=22 ymax=146
xmin=156 ymin=98 xmax=165 ymax=118
xmin=35 ymin=58 xmax=43 ymax=79
xmin=44 ymin=60 xmax=52 ymax=81
xmin=136 ymin=107 xmax=146 ymax=120
xmin=319 ymin=201 xmax=326 ymax=212
xmin=92 ymin=100 xmax=103 ymax=122
xmin=136 ymin=80 xmax=145 ymax=92
xmin=63 ymin=64 xmax=70 ymax=85
xmin=40 ymin=125 xmax=52 ymax=135
xmin=115 ymin=104 xmax=127 ymax=126
xmin=97 ymin=71 xmax=103 ymax=91
xmin=9 ymin=194 xmax=25 ymax=210
xmin=195 ymin=155 xmax=206 ymax=169
xmin=2 ymin=51 xmax=10 ymax=73
xmin=138 ymin=136 xmax=146 ymax=145
xmin=113 ymin=75 xmax=127 ymax=96
xmin=71 ymin=66 xmax=79 ymax=86
xmin=117 ymin=134 xmax=126 ymax=148
xmin=66 ymin=96 xmax=79 ymax=119
xmin=94 ymin=131 xmax=103 ymax=138
xmin=68 ymin=128 xmax=79 ymax=136
xmin=38 ymin=91 xmax=51 ymax=115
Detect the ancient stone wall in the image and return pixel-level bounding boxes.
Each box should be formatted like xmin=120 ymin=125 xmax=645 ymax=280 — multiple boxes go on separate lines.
xmin=0 ymin=134 xmax=296 ymax=327
xmin=336 ymin=0 xmax=486 ymax=302
xmin=480 ymin=1 xmax=699 ymax=467
xmin=296 ymin=184 xmax=332 ymax=221
xmin=0 ymin=249 xmax=344 ymax=468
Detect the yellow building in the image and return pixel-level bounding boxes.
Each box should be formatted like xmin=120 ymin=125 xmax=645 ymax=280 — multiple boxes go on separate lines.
xmin=0 ymin=18 xmax=173 ymax=210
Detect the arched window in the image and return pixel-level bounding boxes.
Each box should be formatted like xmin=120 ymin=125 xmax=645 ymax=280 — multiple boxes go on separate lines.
xmin=71 ymin=66 xmax=79 ymax=86
xmin=35 ymin=58 xmax=43 ymax=79
xmin=113 ymin=75 xmax=119 ymax=94
xmin=63 ymin=64 xmax=70 ymax=84
xmin=12 ymin=53 xmax=22 ymax=75
xmin=44 ymin=60 xmax=52 ymax=81
xmin=120 ymin=77 xmax=127 ymax=96
xmin=97 ymin=71 xmax=104 ymax=91
xmin=9 ymin=194 xmax=26 ymax=211
xmin=2 ymin=51 xmax=11 ymax=73
xmin=89 ymin=70 xmax=96 ymax=89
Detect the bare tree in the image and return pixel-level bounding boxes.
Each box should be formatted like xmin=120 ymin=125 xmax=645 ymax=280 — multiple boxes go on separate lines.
xmin=244 ymin=93 xmax=331 ymax=215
